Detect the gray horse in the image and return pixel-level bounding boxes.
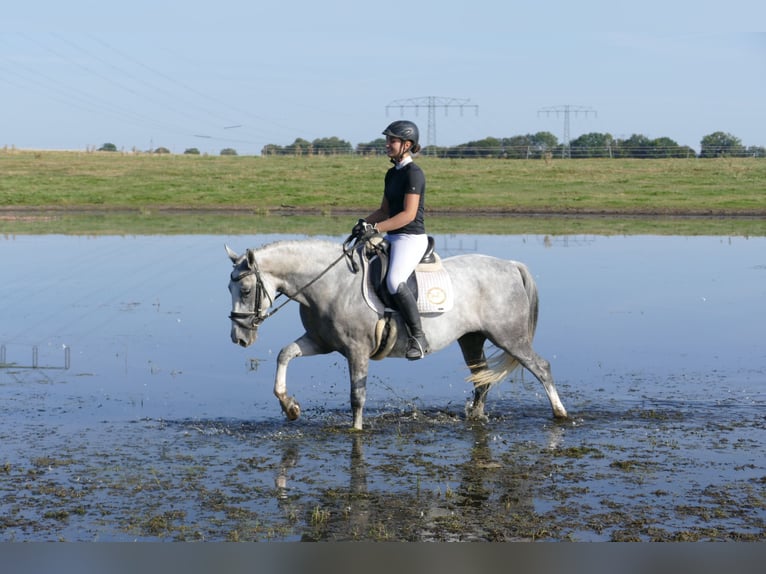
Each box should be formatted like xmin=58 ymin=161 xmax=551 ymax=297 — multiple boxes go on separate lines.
xmin=226 ymin=239 xmax=567 ymax=430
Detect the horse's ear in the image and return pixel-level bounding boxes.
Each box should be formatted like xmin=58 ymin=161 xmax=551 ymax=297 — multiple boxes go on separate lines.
xmin=246 ymin=249 xmax=257 ymax=267
xmin=225 ymin=244 xmax=240 ymax=262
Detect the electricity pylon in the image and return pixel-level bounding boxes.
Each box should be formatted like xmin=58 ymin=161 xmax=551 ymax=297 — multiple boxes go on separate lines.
xmin=538 ymin=105 xmax=597 ymax=158
xmin=386 ymin=96 xmax=478 ymax=153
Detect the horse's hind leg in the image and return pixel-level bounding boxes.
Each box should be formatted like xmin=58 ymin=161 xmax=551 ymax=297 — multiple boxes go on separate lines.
xmin=505 ymin=342 xmax=567 ymax=419
xmin=458 ymin=333 xmax=491 ymax=420
xmin=275 ymin=333 xmax=323 ymax=421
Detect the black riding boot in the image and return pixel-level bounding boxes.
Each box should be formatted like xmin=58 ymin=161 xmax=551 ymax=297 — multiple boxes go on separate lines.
xmin=392 ymin=282 xmax=429 ymax=360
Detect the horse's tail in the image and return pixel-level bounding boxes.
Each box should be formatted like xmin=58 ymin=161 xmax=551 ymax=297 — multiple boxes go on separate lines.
xmin=467 ymin=262 xmax=539 ymax=387
xmin=518 ymin=261 xmax=539 ymax=340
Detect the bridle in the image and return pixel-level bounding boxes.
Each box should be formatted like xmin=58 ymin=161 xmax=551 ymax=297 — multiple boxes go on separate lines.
xmin=228 ymin=239 xmax=358 ymax=330
xmin=228 ymin=261 xmax=275 ymax=330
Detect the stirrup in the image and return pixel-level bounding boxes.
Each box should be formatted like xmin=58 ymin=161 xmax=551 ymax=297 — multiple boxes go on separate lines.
xmin=405 ymin=336 xmax=428 ymax=360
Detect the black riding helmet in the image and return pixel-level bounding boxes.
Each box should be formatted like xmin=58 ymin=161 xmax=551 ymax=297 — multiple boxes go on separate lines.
xmin=382 ymin=120 xmax=421 ymax=154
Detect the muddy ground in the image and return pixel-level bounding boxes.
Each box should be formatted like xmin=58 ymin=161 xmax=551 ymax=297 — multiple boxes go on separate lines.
xmin=0 ymin=368 xmax=763 ymax=542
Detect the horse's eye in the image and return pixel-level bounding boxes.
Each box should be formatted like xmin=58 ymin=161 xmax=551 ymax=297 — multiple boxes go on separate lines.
xmin=240 ymin=288 xmax=251 ymax=297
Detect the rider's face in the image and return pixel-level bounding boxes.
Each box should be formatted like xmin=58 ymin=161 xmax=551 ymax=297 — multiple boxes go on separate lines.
xmin=385 ymin=136 xmax=410 ymax=158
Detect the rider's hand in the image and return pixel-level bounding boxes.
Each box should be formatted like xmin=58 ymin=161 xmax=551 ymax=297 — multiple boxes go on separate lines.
xmin=352 ymin=219 xmax=376 ymax=240
xmin=361 ymin=222 xmax=377 ymax=240
xmin=351 ymin=218 xmax=367 ymax=237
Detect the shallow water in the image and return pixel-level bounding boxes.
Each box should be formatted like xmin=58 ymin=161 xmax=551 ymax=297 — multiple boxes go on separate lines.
xmin=0 ymin=233 xmax=763 ymax=541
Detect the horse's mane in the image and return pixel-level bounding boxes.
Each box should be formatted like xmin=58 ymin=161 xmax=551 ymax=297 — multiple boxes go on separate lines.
xmin=255 ymin=238 xmax=343 ymax=255
xmin=253 ymin=238 xmax=351 ymax=271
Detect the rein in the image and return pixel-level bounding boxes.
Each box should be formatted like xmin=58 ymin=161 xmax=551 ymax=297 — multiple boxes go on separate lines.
xmin=229 ymin=237 xmax=358 ymax=329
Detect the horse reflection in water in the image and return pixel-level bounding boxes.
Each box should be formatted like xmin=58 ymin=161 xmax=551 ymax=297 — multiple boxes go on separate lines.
xmin=226 ymin=239 xmax=567 ymax=430
xmin=272 ymin=425 xmax=553 ymax=541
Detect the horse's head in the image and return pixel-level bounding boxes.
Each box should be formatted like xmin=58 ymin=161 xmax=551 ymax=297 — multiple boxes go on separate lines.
xmin=226 ymin=245 xmax=274 ymax=348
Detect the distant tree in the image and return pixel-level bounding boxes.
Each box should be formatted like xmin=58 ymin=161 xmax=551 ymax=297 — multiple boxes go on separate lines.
xmin=569 ymin=132 xmax=613 ymax=158
xmin=220 ymin=148 xmax=238 ymax=156
xmin=312 ymin=136 xmax=353 ymax=155
xmin=356 ymin=138 xmax=386 ymax=155
xmin=184 ymin=148 xmax=200 ymax=155
xmin=427 ymin=146 xmax=450 ymax=157
xmin=611 ymin=135 xmax=694 ymax=158
xmin=153 ymin=147 xmax=171 ymax=154
xmin=261 ymin=144 xmax=282 ymax=155
xmin=617 ymin=134 xmax=652 ymax=158
xmin=285 ymin=138 xmax=312 ymax=156
xmin=448 ymin=137 xmax=502 ymax=158
xmin=502 ymin=135 xmax=531 ymax=159
xmin=653 ymin=137 xmax=695 ymax=158
xmin=473 ymin=137 xmax=503 ymax=157
xmin=746 ymin=145 xmax=766 ymax=158
xmin=650 ymin=137 xmax=681 ymax=158
xmin=501 ymin=132 xmax=558 ymax=159
xmin=529 ymin=131 xmax=558 ymax=153
xmin=700 ymin=132 xmax=743 ymax=158
xmin=98 ymin=142 xmax=117 ymax=152
xmin=677 ymin=145 xmax=697 ymax=158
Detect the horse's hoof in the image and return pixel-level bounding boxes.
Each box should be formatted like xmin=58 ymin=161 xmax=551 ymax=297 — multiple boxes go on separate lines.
xmin=466 ymin=410 xmax=489 ymax=423
xmin=285 ymin=398 xmax=301 ymax=421
xmin=465 ymin=400 xmax=488 ymax=422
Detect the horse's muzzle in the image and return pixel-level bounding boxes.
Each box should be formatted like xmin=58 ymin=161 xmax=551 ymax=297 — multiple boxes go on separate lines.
xmin=230 ymin=325 xmax=258 ymax=348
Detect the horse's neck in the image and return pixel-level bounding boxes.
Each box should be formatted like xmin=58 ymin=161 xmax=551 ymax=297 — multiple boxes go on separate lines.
xmin=259 ymin=240 xmax=346 ymax=296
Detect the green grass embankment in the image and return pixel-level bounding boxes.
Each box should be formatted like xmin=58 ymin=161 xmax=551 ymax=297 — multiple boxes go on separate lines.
xmin=1 ymin=150 xmax=764 ymax=235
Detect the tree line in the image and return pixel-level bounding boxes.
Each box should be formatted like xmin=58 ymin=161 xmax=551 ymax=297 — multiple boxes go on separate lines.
xmin=260 ymin=131 xmax=764 ymax=159
xmin=96 ymin=131 xmax=763 ymax=158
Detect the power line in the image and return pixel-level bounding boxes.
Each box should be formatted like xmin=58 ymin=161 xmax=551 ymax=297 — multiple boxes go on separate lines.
xmin=2 ymin=33 xmax=294 ymax=152
xmin=386 ymin=96 xmax=478 ymax=153
xmin=538 ymin=105 xmax=597 ymax=158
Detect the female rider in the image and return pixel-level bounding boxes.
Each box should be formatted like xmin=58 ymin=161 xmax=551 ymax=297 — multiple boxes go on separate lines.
xmin=353 ymin=120 xmax=429 ymax=360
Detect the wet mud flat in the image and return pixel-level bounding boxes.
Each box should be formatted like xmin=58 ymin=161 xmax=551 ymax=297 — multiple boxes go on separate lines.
xmin=0 ymin=369 xmax=763 ymax=542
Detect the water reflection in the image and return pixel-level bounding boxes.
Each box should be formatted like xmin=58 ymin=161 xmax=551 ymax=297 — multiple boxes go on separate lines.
xmin=1 ymin=233 xmax=763 ymax=421
xmin=266 ymin=421 xmax=542 ymax=541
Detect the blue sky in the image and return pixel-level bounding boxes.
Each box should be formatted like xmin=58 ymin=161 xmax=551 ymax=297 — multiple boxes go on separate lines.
xmin=2 ymin=1 xmax=764 ymax=155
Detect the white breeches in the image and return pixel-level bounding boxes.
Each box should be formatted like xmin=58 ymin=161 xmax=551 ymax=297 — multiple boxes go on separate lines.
xmin=386 ymin=233 xmax=429 ymax=294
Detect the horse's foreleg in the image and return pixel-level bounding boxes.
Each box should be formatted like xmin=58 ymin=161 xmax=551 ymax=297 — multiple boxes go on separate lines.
xmin=458 ymin=333 xmax=490 ymax=421
xmin=347 ymin=353 xmax=370 ymax=431
xmin=275 ymin=333 xmax=322 ymax=421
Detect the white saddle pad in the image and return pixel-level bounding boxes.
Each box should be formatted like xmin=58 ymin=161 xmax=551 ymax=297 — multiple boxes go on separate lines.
xmin=415 ymin=257 xmax=454 ymax=313
xmin=360 ymin=252 xmax=454 ymax=314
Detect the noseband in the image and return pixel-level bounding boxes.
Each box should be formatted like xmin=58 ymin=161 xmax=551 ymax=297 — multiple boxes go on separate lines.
xmin=229 ymin=262 xmax=274 ymax=330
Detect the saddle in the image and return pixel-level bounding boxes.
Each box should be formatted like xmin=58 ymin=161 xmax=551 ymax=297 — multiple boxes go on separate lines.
xmin=355 ymin=235 xmax=454 ymax=359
